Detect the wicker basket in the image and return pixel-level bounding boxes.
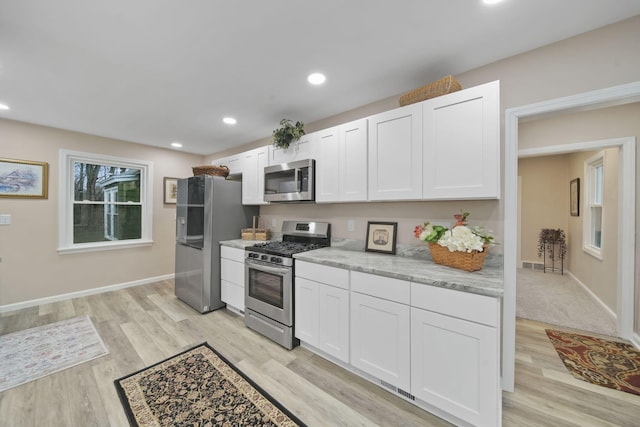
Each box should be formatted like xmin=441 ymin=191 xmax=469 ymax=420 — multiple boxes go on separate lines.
xmin=192 ymin=165 xmax=229 ymax=177
xmin=399 ymin=75 xmax=462 ymax=106
xmin=241 ymin=228 xmax=270 ymax=241
xmin=428 ymin=243 xmax=488 ymax=272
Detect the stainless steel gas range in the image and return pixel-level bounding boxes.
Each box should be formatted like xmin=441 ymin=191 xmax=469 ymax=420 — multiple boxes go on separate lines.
xmin=244 ymin=221 xmax=331 ymax=349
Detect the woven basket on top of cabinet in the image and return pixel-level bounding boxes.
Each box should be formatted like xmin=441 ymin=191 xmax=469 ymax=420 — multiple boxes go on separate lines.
xmin=399 ymin=75 xmax=462 ymax=106
xmin=192 ymin=165 xmax=229 ymax=177
xmin=428 ymin=243 xmax=488 ymax=272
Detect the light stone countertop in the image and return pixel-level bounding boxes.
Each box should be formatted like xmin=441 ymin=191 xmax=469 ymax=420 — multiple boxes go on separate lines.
xmin=220 ymin=239 xmax=270 ymax=249
xmin=221 ymin=238 xmax=504 ymax=298
xmin=294 ymin=247 xmax=504 ymax=298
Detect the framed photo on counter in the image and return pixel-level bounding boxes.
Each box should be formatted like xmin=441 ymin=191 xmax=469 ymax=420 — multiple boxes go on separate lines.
xmin=163 ymin=177 xmax=179 ymax=204
xmin=365 ymin=221 xmax=398 ymax=254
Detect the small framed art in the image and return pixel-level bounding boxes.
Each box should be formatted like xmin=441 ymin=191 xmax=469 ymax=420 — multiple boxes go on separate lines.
xmin=365 ymin=221 xmax=398 ymax=254
xmin=163 ymin=177 xmax=179 ymax=204
xmin=570 ymin=178 xmax=580 ymax=216
xmin=0 ymin=157 xmax=49 ymax=199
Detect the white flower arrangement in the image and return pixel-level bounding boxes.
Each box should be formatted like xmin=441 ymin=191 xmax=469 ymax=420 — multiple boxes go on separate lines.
xmin=414 ymin=212 xmax=494 ymax=253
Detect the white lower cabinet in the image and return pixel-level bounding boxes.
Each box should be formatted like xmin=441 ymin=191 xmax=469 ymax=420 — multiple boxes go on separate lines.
xmin=411 ymin=308 xmax=499 ymax=427
xmin=350 ymin=291 xmax=411 ymax=391
xmin=411 ymin=283 xmax=501 ymax=427
xmin=294 ymin=277 xmax=319 ymax=345
xmin=220 ymin=246 xmax=246 ymax=311
xmin=295 ymin=261 xmax=350 ymax=363
xmin=295 ymin=261 xmax=501 ymax=426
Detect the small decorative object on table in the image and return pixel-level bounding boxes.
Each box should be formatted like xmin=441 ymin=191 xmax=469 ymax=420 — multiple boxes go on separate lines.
xmin=414 ymin=212 xmax=494 ymax=272
xmin=272 ymin=119 xmax=305 ymax=149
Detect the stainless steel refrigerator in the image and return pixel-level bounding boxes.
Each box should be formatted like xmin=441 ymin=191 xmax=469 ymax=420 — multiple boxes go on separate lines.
xmin=175 ymin=175 xmax=258 ymax=313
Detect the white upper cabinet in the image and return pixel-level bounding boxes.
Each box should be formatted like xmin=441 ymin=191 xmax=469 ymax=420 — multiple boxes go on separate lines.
xmin=422 ymin=80 xmax=500 ymax=199
xmin=316 ymin=119 xmax=368 ymax=203
xmin=368 ymin=103 xmax=423 ymax=201
xmin=315 ymin=126 xmax=340 ymax=202
xmin=242 ymin=146 xmax=269 ymax=205
xmin=269 ymin=132 xmax=318 ymax=165
xmin=213 ymin=154 xmax=244 ymax=175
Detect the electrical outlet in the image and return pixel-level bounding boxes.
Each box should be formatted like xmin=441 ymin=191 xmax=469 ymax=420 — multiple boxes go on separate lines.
xmin=271 ymin=218 xmax=277 ymax=227
xmin=0 ymin=214 xmax=11 ymax=225
xmin=347 ymin=219 xmax=355 ymax=232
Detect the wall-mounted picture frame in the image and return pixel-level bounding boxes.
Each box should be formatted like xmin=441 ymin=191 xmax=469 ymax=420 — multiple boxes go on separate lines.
xmin=163 ymin=177 xmax=179 ymax=204
xmin=365 ymin=221 xmax=398 ymax=254
xmin=0 ymin=157 xmax=49 ymax=199
xmin=570 ymin=178 xmax=580 ymax=216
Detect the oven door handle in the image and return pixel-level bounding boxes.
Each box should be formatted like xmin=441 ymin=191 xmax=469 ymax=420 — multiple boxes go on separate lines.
xmin=246 ymin=259 xmax=290 ymax=276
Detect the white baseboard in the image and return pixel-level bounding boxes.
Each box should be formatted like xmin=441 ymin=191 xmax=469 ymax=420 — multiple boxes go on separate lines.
xmin=0 ymin=274 xmax=175 ymax=314
xmin=566 ymin=270 xmax=617 ymax=320
xmin=632 ymin=332 xmax=640 ymax=350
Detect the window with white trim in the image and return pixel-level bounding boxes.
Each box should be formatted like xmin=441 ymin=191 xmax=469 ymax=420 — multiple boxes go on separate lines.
xmin=583 ymin=151 xmax=604 ymax=259
xmin=59 ymin=150 xmax=153 ymax=253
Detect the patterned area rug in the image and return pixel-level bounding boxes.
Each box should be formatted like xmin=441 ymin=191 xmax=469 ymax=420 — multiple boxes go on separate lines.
xmin=0 ymin=315 xmax=109 ymax=392
xmin=114 ymin=343 xmax=306 ymax=427
xmin=546 ymin=329 xmax=640 ymax=396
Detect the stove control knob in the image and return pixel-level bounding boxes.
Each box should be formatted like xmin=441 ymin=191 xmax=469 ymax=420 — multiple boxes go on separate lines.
xmin=261 ymin=255 xmax=269 ymax=261
xmin=271 ymin=256 xmax=281 ymax=263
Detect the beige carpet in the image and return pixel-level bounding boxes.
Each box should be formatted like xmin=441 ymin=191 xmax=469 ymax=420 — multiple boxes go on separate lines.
xmin=516 ymin=268 xmax=617 ymax=336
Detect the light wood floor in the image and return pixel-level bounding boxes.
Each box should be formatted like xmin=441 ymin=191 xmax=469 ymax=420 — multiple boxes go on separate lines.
xmin=1 ymin=280 xmax=638 ymax=426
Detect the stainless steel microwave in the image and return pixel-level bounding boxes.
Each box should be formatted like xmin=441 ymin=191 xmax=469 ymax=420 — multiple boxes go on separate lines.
xmin=264 ymin=159 xmax=315 ymax=202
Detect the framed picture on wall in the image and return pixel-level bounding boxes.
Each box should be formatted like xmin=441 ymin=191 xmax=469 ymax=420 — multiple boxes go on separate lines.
xmin=570 ymin=178 xmax=580 ymax=216
xmin=365 ymin=221 xmax=398 ymax=254
xmin=0 ymin=157 xmax=49 ymax=199
xmin=164 ymin=177 xmax=179 ymax=204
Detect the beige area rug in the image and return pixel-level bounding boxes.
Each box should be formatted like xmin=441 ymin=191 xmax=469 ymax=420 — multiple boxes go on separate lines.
xmin=115 ymin=343 xmax=306 ymax=427
xmin=516 ymin=269 xmax=616 ymax=336
xmin=0 ymin=315 xmax=109 ymax=392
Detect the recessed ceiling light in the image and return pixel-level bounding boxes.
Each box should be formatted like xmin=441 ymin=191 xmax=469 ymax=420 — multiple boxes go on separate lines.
xmin=0 ymin=103 xmax=9 ymax=110
xmin=223 ymin=117 xmax=237 ymax=125
xmin=307 ymin=72 xmax=326 ymax=85
xmin=171 ymin=142 xmax=183 ymax=148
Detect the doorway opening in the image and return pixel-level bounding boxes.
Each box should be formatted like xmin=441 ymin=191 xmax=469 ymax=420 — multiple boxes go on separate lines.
xmin=502 ymin=81 xmax=640 ymax=391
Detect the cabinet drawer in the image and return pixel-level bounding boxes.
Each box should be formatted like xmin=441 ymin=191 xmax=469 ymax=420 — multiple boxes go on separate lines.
xmin=411 ymin=283 xmax=499 ymax=327
xmin=351 ymin=271 xmax=410 ymax=304
xmin=221 ymin=280 xmax=244 ymax=311
xmin=221 ymin=258 xmax=244 ymax=286
xmin=221 ymin=246 xmax=245 ymax=263
xmin=296 ymin=261 xmax=349 ymax=289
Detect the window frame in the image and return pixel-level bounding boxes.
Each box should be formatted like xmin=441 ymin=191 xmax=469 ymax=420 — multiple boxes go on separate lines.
xmin=582 ymin=150 xmax=605 ymax=260
xmin=58 ymin=149 xmax=154 ymax=254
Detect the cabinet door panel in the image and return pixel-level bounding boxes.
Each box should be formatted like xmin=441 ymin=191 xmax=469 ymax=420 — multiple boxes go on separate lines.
xmin=295 ymin=277 xmax=319 ymax=345
xmin=296 ymin=261 xmax=349 ymax=289
xmin=368 ymin=104 xmax=422 ymax=200
xmin=220 ymin=258 xmax=243 ymax=285
xmin=350 ymin=292 xmax=410 ymax=390
xmin=318 ymin=285 xmax=349 ymax=362
xmin=423 ymin=81 xmax=499 ymax=199
xmin=242 ymin=147 xmax=269 ymax=205
xmin=221 ymin=246 xmax=245 ymax=263
xmin=340 ymin=119 xmax=368 ymax=201
xmin=221 ymin=280 xmax=244 ymax=310
xmin=315 ymin=128 xmax=341 ymax=202
xmin=411 ymin=307 xmax=500 ymax=427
